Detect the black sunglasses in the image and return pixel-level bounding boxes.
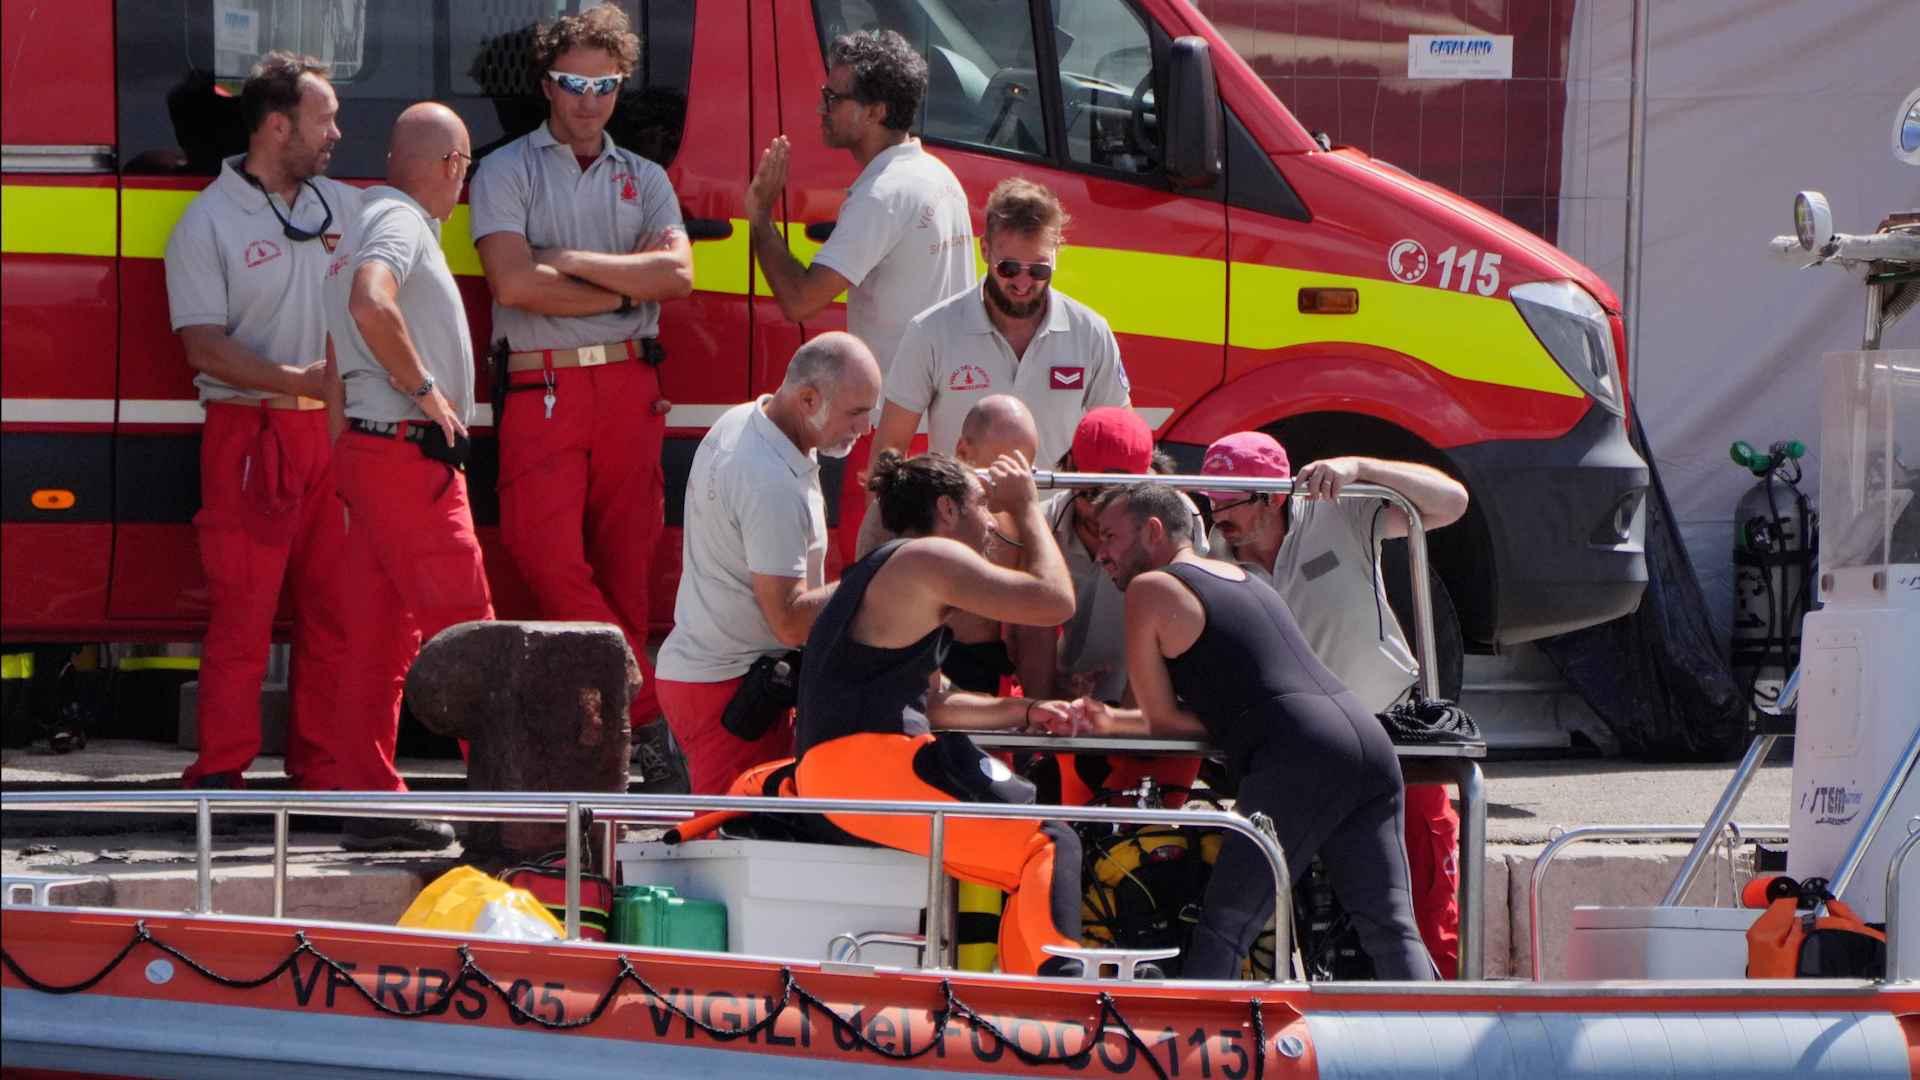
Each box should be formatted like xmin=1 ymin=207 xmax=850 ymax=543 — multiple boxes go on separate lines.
xmin=993 ymin=259 xmax=1053 ymax=281
xmin=242 ymin=170 xmax=334 ymax=242
xmin=820 ymin=84 xmax=861 ymax=109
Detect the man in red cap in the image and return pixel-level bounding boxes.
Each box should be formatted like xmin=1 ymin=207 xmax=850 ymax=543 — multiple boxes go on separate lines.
xmin=1010 ymin=407 xmax=1206 ymax=806
xmin=1200 ymin=430 xmax=1469 ymax=976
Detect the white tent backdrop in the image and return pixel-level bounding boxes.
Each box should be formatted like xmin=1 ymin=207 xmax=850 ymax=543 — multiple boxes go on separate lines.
xmin=1557 ymin=0 xmax=1920 ymax=643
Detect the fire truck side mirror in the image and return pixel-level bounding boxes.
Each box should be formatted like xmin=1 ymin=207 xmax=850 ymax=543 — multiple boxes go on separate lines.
xmin=1165 ymin=37 xmax=1221 ymax=187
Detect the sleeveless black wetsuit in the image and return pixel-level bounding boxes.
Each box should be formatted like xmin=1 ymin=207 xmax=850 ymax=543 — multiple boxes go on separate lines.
xmin=794 ymin=540 xmax=951 ymax=759
xmin=1160 ymin=560 xmax=1433 ymax=981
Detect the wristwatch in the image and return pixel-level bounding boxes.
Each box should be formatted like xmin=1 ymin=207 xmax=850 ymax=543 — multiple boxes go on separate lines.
xmin=408 ymin=375 xmax=436 ymax=399
xmin=613 ymin=294 xmax=635 ymax=316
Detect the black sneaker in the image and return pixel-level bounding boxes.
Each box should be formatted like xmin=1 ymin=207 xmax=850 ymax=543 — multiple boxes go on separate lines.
xmin=630 ymin=717 xmax=691 ymax=793
xmin=341 ymin=817 xmax=456 ymax=852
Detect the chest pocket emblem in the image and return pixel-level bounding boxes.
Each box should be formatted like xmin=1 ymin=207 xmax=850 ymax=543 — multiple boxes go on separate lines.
xmin=949 ymin=364 xmax=989 ymax=391
xmin=1049 ymin=366 xmax=1084 ymax=390
xmin=243 ymin=240 xmax=283 ymax=268
xmin=616 ymin=173 xmax=639 ymax=201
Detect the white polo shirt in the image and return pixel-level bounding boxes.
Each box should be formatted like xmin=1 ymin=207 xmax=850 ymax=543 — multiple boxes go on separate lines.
xmin=324 ymin=187 xmax=475 ymax=425
xmin=885 ymin=279 xmax=1130 ymax=469
xmin=467 ymin=123 xmax=682 ymax=351
xmin=1211 ymin=495 xmax=1419 ymax=714
xmin=164 ymin=156 xmax=363 ymax=403
xmin=656 ymin=399 xmax=829 ymax=684
xmin=808 ymin=138 xmax=973 ymax=373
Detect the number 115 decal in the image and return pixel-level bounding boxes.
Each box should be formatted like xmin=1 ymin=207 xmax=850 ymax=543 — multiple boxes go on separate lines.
xmin=1436 ymin=246 xmax=1502 ymax=296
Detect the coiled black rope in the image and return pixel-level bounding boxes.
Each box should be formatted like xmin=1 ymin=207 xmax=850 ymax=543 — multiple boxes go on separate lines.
xmin=0 ymin=922 xmax=1266 ymax=1078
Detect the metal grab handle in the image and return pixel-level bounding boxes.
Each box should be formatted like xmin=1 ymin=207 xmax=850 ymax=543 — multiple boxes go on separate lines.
xmin=1662 ymin=734 xmax=1782 ymax=905
xmin=1042 ymin=944 xmax=1179 ymax=981
xmin=1528 ymin=823 xmax=1789 ymax=980
xmin=827 ymin=931 xmax=927 ymax=966
xmin=1031 ymin=471 xmax=1439 ymax=700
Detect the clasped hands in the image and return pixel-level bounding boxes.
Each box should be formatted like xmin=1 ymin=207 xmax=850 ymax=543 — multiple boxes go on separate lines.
xmin=1017 ymin=697 xmax=1121 ymax=738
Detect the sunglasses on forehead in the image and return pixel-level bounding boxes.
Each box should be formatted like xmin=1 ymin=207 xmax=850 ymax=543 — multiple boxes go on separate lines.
xmin=993 ymin=259 xmax=1053 ymax=281
xmin=548 ymin=70 xmax=625 ymax=97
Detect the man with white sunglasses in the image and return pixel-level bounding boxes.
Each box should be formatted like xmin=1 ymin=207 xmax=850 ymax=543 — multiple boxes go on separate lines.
xmin=469 ymin=3 xmax=692 ymax=750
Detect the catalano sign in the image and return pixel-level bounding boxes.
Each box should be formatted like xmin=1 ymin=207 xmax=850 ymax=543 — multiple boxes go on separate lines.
xmin=1407 ymin=35 xmax=1513 ymax=80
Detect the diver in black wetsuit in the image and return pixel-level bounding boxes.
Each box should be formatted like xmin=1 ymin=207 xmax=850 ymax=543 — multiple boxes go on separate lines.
xmin=1043 ymin=482 xmax=1435 ymax=981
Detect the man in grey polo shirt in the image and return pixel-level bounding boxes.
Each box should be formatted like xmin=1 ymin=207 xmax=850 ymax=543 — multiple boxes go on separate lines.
xmin=468 ymin=4 xmax=692 ymax=741
xmin=323 ymin=105 xmax=491 ymax=847
xmin=655 ymin=333 xmax=883 ymax=794
xmin=163 ymin=52 xmax=361 ymax=793
xmin=876 ymin=178 xmax=1130 ymax=473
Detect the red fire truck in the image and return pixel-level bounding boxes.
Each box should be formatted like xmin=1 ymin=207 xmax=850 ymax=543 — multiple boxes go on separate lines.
xmin=1 ymin=0 xmax=1646 ymax=685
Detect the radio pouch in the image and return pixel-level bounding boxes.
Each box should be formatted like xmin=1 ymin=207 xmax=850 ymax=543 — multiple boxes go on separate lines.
xmin=720 ymin=649 xmax=802 ymax=741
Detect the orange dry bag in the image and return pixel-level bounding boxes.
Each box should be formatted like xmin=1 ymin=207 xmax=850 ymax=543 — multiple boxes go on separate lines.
xmin=1745 ymin=875 xmax=1886 ymax=978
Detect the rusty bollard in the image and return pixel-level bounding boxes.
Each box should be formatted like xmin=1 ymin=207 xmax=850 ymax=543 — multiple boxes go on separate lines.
xmin=405 ymin=621 xmax=636 ymax=863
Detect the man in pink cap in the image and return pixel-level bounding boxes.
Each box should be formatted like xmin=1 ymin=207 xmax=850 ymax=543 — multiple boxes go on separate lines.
xmin=1200 ymin=431 xmax=1469 ymax=975
xmin=1010 ymin=408 xmax=1208 ymax=806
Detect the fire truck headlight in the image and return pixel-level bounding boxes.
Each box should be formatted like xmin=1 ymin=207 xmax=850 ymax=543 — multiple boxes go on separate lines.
xmin=1510 ymin=279 xmax=1623 ymax=417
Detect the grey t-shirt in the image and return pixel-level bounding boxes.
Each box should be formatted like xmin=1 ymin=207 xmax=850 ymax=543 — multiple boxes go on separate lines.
xmin=1212 ymin=495 xmax=1419 ymax=714
xmin=655 ymin=399 xmax=829 ymax=683
xmin=324 ymin=187 xmax=474 ymax=424
xmin=467 ymin=124 xmax=681 ymax=351
xmin=164 ymin=156 xmax=363 ymax=402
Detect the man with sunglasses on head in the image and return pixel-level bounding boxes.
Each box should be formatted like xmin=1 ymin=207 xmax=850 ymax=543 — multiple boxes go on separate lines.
xmin=745 ymin=29 xmax=975 ymax=564
xmin=1200 ymin=431 xmax=1470 ymax=976
xmin=164 ymin=52 xmax=362 ymax=795
xmin=469 ymin=3 xmax=693 ymax=757
xmin=876 ymin=178 xmax=1129 ymax=475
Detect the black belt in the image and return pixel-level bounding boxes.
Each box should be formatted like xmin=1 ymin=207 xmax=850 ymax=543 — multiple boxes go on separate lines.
xmin=347 ymin=417 xmax=430 ymax=440
xmin=347 ymin=417 xmax=470 ymax=468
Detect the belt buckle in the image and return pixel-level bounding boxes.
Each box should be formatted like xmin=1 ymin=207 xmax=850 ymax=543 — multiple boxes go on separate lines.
xmin=577 ymin=344 xmax=608 ymax=367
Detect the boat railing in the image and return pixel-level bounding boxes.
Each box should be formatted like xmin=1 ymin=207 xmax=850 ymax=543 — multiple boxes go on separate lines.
xmin=1528 ymin=823 xmax=1790 ymax=980
xmin=1886 ymin=819 xmax=1920 ymax=983
xmin=0 ymin=789 xmax=1295 ymax=981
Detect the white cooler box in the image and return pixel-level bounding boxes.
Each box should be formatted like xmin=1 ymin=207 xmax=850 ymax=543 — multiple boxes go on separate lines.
xmin=617 ymin=838 xmax=929 ymax=967
xmin=1564 ymin=906 xmax=1762 ymax=979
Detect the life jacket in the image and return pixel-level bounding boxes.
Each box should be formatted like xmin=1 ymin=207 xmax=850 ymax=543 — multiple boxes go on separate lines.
xmin=1744 ymin=875 xmax=1886 ymax=979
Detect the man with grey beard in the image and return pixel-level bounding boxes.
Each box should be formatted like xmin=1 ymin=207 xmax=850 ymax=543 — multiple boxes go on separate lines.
xmin=654 ymin=333 xmax=883 ymax=793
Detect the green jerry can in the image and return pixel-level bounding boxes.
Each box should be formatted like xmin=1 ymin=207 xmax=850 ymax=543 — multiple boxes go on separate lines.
xmin=611 ymin=885 xmax=727 ymax=951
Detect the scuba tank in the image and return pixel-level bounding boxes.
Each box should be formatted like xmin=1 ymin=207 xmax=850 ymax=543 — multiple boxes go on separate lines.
xmin=1728 ymin=439 xmax=1816 ymax=714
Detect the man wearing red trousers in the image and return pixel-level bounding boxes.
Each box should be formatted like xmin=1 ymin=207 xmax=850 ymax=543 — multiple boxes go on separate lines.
xmin=469 ymin=5 xmax=692 ymax=742
xmin=323 ymin=103 xmax=491 ymax=849
xmin=164 ymin=53 xmax=359 ymax=792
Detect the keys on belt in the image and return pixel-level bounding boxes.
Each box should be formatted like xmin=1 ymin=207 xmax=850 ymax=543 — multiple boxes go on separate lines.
xmin=499 ymin=337 xmax=663 ymax=420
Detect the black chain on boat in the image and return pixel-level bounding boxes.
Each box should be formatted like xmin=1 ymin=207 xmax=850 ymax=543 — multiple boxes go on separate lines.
xmin=0 ymin=921 xmax=1290 ymax=1078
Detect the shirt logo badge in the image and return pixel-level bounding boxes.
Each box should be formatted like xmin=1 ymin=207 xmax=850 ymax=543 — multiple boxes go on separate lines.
xmin=321 ymin=232 xmax=341 ymax=253
xmin=243 ymin=240 xmax=282 ymax=268
xmin=614 ymin=173 xmax=639 ymax=201
xmin=949 ymin=364 xmax=990 ymax=392
xmin=1049 ymin=366 xmax=1085 ymax=390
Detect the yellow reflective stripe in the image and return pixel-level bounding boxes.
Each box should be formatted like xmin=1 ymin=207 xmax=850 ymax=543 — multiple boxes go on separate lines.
xmin=120 ymin=187 xmax=198 ymax=258
xmin=1 ymin=653 xmax=34 ymax=680
xmin=1 ymin=185 xmax=116 ymax=256
xmin=692 ymin=218 xmax=752 ymax=295
xmin=1057 ymin=247 xmax=1226 ymax=346
xmin=118 ymin=656 xmax=201 ymax=671
xmin=441 ymin=205 xmax=483 ymax=276
xmin=1228 ymin=262 xmax=1583 ymax=397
